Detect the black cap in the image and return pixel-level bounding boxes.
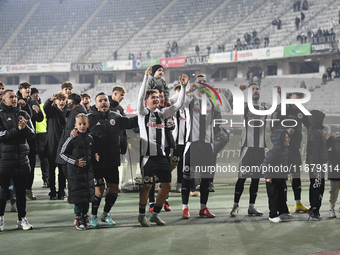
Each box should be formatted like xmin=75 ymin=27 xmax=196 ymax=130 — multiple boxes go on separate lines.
xmin=152 ymin=65 xmax=164 ymax=76
xmin=30 ymin=87 xmax=39 ymax=95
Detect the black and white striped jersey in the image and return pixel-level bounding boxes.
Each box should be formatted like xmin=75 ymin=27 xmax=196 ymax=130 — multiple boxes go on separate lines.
xmin=241 ymin=102 xmax=270 ymax=148
xmin=184 ymin=92 xmax=231 ymax=144
xmin=173 ymin=107 xmax=187 ymax=146
xmin=138 ymin=76 xmax=185 ymax=157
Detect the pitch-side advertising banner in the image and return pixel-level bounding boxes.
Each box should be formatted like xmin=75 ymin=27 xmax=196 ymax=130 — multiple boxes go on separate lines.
xmin=0 ymin=63 xmax=71 ymax=74
xmin=133 ymin=59 xmax=160 ymax=69
xmin=208 ymin=52 xmax=232 ymax=63
xmin=71 ymin=63 xmax=102 ymax=72
xmin=284 ymin=44 xmax=311 ymax=57
xmin=159 ymin=57 xmax=186 ymax=67
xmin=102 ymin=60 xmax=133 ymax=71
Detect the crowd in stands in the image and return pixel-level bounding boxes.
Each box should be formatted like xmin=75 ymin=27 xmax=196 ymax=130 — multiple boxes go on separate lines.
xmin=165 ymin=41 xmax=178 ymax=58
xmin=233 ymin=29 xmax=269 ymax=51
xmin=296 ymin=28 xmax=336 ymax=44
xmin=293 ymin=0 xmax=308 ymax=12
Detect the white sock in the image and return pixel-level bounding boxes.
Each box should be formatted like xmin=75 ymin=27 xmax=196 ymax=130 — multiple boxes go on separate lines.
xmin=102 ymin=211 xmax=108 ymax=217
xmin=200 ymin=204 xmax=206 ymax=209
xmin=249 ymin=203 xmax=255 ymax=208
xmin=234 ymin=202 xmax=239 ymax=207
xmin=91 ymin=214 xmax=97 ymax=218
xmin=295 ymin=200 xmax=301 ymax=204
xmin=182 ymin=204 xmax=188 ymax=210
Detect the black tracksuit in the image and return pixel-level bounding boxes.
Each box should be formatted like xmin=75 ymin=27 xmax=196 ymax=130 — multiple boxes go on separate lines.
xmin=16 ymin=91 xmax=43 ymax=190
xmin=263 ymin=129 xmax=290 ymax=218
xmin=0 ymin=103 xmax=35 ymax=219
xmin=44 ymin=99 xmax=68 ymax=198
xmin=306 ymin=110 xmax=327 ymax=215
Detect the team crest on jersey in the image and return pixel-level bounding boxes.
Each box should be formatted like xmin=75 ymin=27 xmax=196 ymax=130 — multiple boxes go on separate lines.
xmin=297 ymin=113 xmax=303 ymax=119
xmin=110 ymin=119 xmax=116 ymax=126
xmin=144 ymin=176 xmax=153 ymax=183
xmin=116 ymin=110 xmax=120 ymax=114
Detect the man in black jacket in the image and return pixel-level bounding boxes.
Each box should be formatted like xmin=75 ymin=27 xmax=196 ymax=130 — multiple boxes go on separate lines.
xmin=87 ymin=92 xmax=138 ymax=227
xmin=17 ymin=82 xmax=43 ymax=200
xmin=109 ymin=85 xmax=127 ymax=155
xmin=0 ymin=89 xmax=35 ymax=231
xmin=56 ymin=93 xmax=86 ymax=199
xmin=44 ymin=91 xmax=68 ymax=200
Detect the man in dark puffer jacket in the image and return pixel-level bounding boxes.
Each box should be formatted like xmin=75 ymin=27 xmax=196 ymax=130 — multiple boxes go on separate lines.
xmin=263 ymin=129 xmax=291 ymax=223
xmin=0 ymin=89 xmax=35 ymax=231
xmin=306 ymin=110 xmax=328 ymax=220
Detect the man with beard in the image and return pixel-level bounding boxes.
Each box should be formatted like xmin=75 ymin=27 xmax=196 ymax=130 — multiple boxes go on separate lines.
xmin=271 ymin=92 xmax=310 ymax=212
xmin=230 ymin=83 xmax=280 ymax=217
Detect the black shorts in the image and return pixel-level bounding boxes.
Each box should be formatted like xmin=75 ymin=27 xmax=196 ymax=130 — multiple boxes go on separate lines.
xmin=93 ymin=166 xmax=119 ymax=186
xmin=172 ymin=145 xmax=185 ymax=163
xmin=141 ymin=156 xmax=171 ymax=184
xmin=239 ymin=147 xmax=265 ymax=178
xmin=184 ymin=142 xmax=215 ymax=179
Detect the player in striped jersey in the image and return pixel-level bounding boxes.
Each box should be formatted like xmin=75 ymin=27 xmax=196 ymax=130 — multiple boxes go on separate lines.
xmin=230 ymin=83 xmax=280 ymax=217
xmin=180 ymin=74 xmax=231 ymax=219
xmin=137 ymin=67 xmax=188 ymax=227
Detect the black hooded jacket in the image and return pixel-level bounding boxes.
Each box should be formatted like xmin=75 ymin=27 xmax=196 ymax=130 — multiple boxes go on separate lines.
xmin=327 ymin=136 xmax=340 ymax=181
xmin=88 ymin=107 xmax=138 ymax=167
xmin=262 ymin=129 xmax=289 ymax=179
xmin=16 ymin=90 xmax=43 ymax=129
xmin=43 ymin=98 xmax=68 ymax=160
xmin=306 ymin=110 xmax=328 ymax=166
xmin=56 ymin=104 xmax=87 ymax=164
xmin=109 ymin=97 xmax=128 ymax=154
xmin=59 ymin=131 xmax=95 ymax=204
xmin=0 ymin=102 xmax=35 ymax=176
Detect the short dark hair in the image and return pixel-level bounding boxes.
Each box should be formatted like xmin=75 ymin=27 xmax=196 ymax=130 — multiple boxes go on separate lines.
xmin=248 ymin=83 xmax=259 ymax=88
xmin=174 ymin=84 xmax=181 ymax=92
xmin=145 ymin=89 xmax=159 ymax=100
xmin=112 ymin=85 xmax=126 ymax=94
xmin=80 ymin=92 xmax=91 ymax=99
xmin=0 ymin=81 xmax=5 ymax=87
xmin=2 ymin=89 xmax=14 ymax=98
xmin=194 ymin=74 xmax=205 ymax=82
xmin=61 ymin=81 xmax=74 ymax=90
xmin=18 ymin=82 xmax=31 ymax=90
xmin=292 ymin=92 xmax=304 ymax=98
xmin=67 ymin=93 xmax=81 ymax=105
xmin=95 ymin=92 xmax=108 ymax=101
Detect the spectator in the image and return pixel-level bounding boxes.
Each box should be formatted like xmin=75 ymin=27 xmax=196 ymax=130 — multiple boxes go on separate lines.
xmin=128 ymin=53 xmax=132 ymax=60
xmin=257 ymin=68 xmax=263 ymax=87
xmin=317 ymin=28 xmax=322 ymax=37
xmin=207 ymin=45 xmax=211 ymax=55
xmin=339 ymin=10 xmax=340 ymax=25
xmin=146 ymin=49 xmax=151 ymax=59
xmin=218 ymin=44 xmax=222 ymax=52
xmin=195 ymin=45 xmax=200 ymax=56
xmin=334 ymin=63 xmax=340 ymax=78
xmin=165 ymin=49 xmax=171 ymax=58
xmin=131 ymin=53 xmax=135 ymax=60
xmin=113 ymin=51 xmax=117 ymax=60
xmin=138 ymin=53 xmax=142 ymax=60
xmin=264 ymin=36 xmax=269 ymax=47
xmin=327 ymin=66 xmax=333 ymax=80
xmin=277 ymin=19 xmax=282 ymax=30
xmin=272 ymin=19 xmax=278 ymax=26
xmin=300 ymin=81 xmax=306 ymax=88
xmin=297 ymin=33 xmax=302 ymax=43
xmin=296 ymin=0 xmax=301 ymax=11
xmin=302 ymin=0 xmax=308 ymax=11
xmin=295 ymin=16 xmax=300 ymax=30
xmin=322 ymin=73 xmax=327 ymax=84
xmin=171 ymin=41 xmax=178 ymax=54
xmin=301 ymin=12 xmax=305 ymax=23
xmin=221 ymin=44 xmax=225 ymax=52
xmin=254 ymin=37 xmax=260 ymax=46
xmin=293 ymin=0 xmax=297 ymax=12
xmin=252 ymin=29 xmax=257 ymax=38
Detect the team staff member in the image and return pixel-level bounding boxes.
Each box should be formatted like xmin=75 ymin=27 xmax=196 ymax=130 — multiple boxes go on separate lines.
xmin=86 ymin=92 xmax=138 ymax=227
xmin=0 ymin=90 xmax=35 ymax=231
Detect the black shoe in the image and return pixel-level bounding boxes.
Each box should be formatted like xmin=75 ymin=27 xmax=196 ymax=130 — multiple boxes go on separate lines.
xmin=50 ymin=196 xmax=57 ymax=200
xmin=307 ymin=208 xmax=322 ymax=221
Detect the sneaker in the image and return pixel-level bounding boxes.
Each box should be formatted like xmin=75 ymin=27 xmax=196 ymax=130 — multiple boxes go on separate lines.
xmin=17 ymin=217 xmax=33 ymax=230
xmin=307 ymin=208 xmax=322 ymax=221
xmin=269 ymin=217 xmax=282 ymax=223
xmin=176 ymin=183 xmax=182 ymax=193
xmin=75 ymin=216 xmax=85 ymax=230
xmin=329 ymin=209 xmax=336 ymax=218
xmin=199 ymin=207 xmax=215 ymax=218
xmin=182 ymin=208 xmax=190 ymax=219
xmin=163 ymin=202 xmax=172 ymax=212
xmin=0 ymin=216 xmax=4 ymax=231
xmin=138 ymin=214 xmax=150 ymax=227
xmin=90 ymin=215 xmax=99 ymax=227
xmin=209 ymin=182 xmax=215 ymax=192
xmin=279 ymin=213 xmax=294 ymax=221
xmin=230 ymin=204 xmax=239 ymax=217
xmin=294 ymin=202 xmax=308 ymax=212
xmin=286 ymin=202 xmax=291 ymax=213
xmin=100 ymin=213 xmax=116 ymax=225
xmin=149 ymin=212 xmax=166 ymax=226
xmin=11 ymin=203 xmax=17 ymax=212
xmin=248 ymin=207 xmax=263 ymax=216
xmin=26 ymin=190 xmax=37 ymax=200
xmin=83 ymin=215 xmax=91 ymax=228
